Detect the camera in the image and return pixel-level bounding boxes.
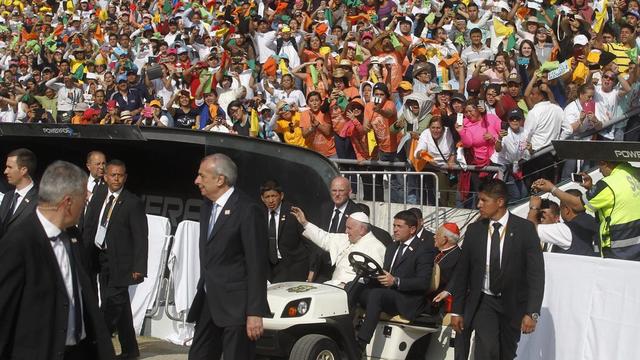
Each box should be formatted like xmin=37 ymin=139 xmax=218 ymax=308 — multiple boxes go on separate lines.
xmin=373 ymin=96 xmax=382 ymax=105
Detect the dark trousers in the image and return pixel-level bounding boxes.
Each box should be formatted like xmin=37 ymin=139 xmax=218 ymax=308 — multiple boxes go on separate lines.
xmin=270 ymin=257 xmax=309 ymax=283
xmin=188 ymin=295 xmax=254 ymax=360
xmin=63 ymin=338 xmax=97 ymax=360
xmin=98 ymin=251 xmax=138 ymax=355
xmin=357 ymin=287 xmax=402 ymax=343
xmin=472 ymin=294 xmax=521 ymax=360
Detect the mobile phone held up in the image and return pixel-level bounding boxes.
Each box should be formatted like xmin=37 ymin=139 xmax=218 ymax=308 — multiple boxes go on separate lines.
xmin=571 ymin=173 xmax=583 ymax=183
xmin=456 ymin=113 xmax=464 ymax=126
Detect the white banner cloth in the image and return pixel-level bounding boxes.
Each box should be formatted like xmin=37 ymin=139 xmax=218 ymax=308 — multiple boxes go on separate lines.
xmin=129 ymin=215 xmax=171 ymax=334
xmin=164 ymin=220 xmax=200 ymax=345
xmin=517 ymin=253 xmax=640 ymax=360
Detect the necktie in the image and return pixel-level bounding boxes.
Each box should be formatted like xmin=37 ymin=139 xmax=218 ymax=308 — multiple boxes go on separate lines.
xmin=329 ymin=209 xmax=341 ymax=233
xmin=489 ymin=222 xmax=503 ymax=295
xmin=268 ymin=210 xmax=278 ymax=265
xmin=207 ymin=204 xmax=218 ymax=239
xmin=93 ymin=178 xmax=100 ymax=191
xmin=55 ymin=233 xmax=83 ymax=343
xmin=100 ymin=195 xmax=115 ymax=228
xmin=8 ymin=192 xmax=20 ymax=215
xmin=391 ymin=243 xmax=407 ymax=273
xmin=435 ymin=250 xmax=446 ymax=263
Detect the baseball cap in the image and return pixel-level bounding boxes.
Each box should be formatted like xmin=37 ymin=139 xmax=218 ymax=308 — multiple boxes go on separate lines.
xmin=573 ymin=34 xmax=589 ymax=46
xmin=508 ymin=108 xmax=524 ymax=120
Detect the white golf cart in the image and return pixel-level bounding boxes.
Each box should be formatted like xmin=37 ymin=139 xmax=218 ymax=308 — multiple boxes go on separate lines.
xmin=256 ymin=252 xmax=456 ymax=360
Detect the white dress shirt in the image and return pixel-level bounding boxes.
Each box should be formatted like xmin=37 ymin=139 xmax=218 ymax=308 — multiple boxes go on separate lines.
xmin=389 ymin=237 xmax=416 ymax=271
xmin=328 ymin=202 xmax=348 ymax=232
xmin=95 ymin=188 xmax=122 ymax=249
xmin=269 ymin=205 xmax=282 ymax=259
xmin=524 ymin=100 xmax=564 ymax=151
xmin=483 ymin=211 xmax=509 ymax=295
xmin=302 ymin=222 xmax=386 ymax=287
xmin=11 ymin=181 xmax=34 ymax=214
xmin=37 ymin=209 xmax=85 ymax=345
xmin=87 ymin=174 xmax=101 ymax=194
xmin=211 ymin=187 xmax=235 ymax=224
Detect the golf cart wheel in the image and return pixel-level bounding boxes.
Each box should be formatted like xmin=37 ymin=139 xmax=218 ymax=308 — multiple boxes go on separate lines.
xmin=289 ymin=334 xmax=340 ymax=360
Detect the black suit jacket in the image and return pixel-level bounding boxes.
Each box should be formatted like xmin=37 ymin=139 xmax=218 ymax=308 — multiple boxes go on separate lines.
xmin=85 ymin=188 xmax=148 ymax=287
xmin=382 ymin=238 xmax=434 ymax=320
xmin=437 ymin=246 xmax=461 ymax=292
xmin=0 ymin=184 xmax=38 ymax=239
xmin=268 ymin=202 xmax=309 ymax=282
xmin=452 ymin=213 xmax=545 ymax=328
xmin=187 ymin=189 xmax=270 ymax=327
xmin=0 ymin=212 xmax=115 ymax=360
xmin=318 ymin=199 xmax=359 ymax=233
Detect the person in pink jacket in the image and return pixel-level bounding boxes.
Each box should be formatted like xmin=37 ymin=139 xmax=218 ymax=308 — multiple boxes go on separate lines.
xmin=455 ymin=98 xmax=502 ymax=206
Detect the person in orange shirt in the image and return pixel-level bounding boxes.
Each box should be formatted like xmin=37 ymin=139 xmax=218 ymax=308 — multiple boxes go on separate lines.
xmin=300 ymin=91 xmax=336 ymax=157
xmin=364 ymin=83 xmax=403 ymax=202
xmin=364 ymin=83 xmax=398 ymax=159
xmin=343 ymin=98 xmax=370 ymax=161
xmin=329 ymin=68 xmax=360 ymax=159
xmin=292 ymin=58 xmax=330 ymax=99
xmin=71 ymin=103 xmax=90 ymax=124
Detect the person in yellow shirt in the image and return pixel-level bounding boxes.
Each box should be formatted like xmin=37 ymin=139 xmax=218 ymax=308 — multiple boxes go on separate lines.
xmin=274 ymin=101 xmax=306 ymax=147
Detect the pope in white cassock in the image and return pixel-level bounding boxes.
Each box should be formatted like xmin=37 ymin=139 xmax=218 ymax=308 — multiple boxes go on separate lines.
xmin=290 ymin=207 xmax=386 ymax=288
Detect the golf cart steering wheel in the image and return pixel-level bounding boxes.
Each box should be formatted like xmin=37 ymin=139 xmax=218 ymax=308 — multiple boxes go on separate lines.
xmin=348 ymin=251 xmax=384 ymax=278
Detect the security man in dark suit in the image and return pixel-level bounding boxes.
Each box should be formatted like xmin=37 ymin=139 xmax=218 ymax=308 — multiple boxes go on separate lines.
xmin=0 ymin=161 xmax=114 ymax=360
xmin=312 ymin=176 xmax=359 ymax=282
xmin=88 ymin=159 xmax=148 ymax=359
xmin=79 ymin=151 xmax=107 ymax=284
xmin=0 ymin=148 xmax=38 ymax=239
xmin=451 ymin=180 xmax=545 ymax=360
xmin=355 ymin=210 xmax=434 ymax=353
xmin=187 ymin=154 xmax=270 ymax=360
xmin=408 ymin=207 xmax=436 ymax=252
xmin=260 ymin=180 xmax=310 ymax=283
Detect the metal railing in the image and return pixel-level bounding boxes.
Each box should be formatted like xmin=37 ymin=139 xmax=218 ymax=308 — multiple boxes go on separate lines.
xmin=341 ymin=170 xmax=440 ymax=231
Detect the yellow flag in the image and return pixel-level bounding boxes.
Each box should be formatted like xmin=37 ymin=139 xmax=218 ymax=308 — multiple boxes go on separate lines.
xmin=592 ymin=0 xmax=608 ymax=34
xmin=279 ymin=59 xmax=289 ymax=75
xmin=493 ymin=18 xmax=513 ymax=37
xmin=367 ymin=130 xmax=377 ymax=156
xmin=369 ymin=69 xmax=379 ymax=84
xmin=98 ymin=8 xmax=108 ymax=21
xmin=250 ymin=109 xmax=259 ymax=136
xmin=66 ymin=0 xmax=74 ymax=12
xmin=153 ymin=12 xmax=161 ymax=24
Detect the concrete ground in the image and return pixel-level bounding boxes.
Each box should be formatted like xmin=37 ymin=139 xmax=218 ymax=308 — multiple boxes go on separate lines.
xmin=114 ymin=336 xmax=188 ymax=359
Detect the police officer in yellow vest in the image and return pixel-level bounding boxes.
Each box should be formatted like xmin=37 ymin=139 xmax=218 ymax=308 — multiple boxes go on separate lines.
xmin=533 ymin=161 xmax=640 ymax=261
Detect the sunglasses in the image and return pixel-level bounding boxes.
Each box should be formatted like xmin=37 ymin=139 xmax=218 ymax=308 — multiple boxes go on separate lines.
xmin=603 ymin=74 xmax=616 ymax=80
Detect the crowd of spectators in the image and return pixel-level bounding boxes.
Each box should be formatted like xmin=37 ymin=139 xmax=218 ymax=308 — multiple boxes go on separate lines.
xmin=2 ymin=0 xmax=640 ymax=205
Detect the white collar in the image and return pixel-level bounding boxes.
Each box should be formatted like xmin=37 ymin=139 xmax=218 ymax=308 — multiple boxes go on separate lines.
xmin=214 ymin=187 xmax=235 ymax=209
xmin=269 ymin=203 xmax=282 ymax=216
xmin=36 ymin=208 xmax=62 ymax=239
xmin=16 ymin=180 xmax=34 ymax=198
xmin=333 ymin=201 xmax=348 ymax=213
xmin=490 ymin=211 xmax=510 ymax=229
xmin=107 ymin=188 xmax=123 ymax=199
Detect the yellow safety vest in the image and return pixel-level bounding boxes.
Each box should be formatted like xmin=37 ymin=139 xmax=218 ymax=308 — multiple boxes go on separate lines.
xmin=586 ymin=163 xmax=640 ymax=260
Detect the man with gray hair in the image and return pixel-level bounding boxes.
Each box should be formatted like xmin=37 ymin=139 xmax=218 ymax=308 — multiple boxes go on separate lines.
xmin=290 ymin=206 xmax=386 ymax=288
xmin=0 ymin=161 xmax=114 ymax=360
xmin=187 ymin=153 xmax=270 ymax=360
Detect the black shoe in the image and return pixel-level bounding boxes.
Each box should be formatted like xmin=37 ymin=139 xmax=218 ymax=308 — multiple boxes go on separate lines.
xmin=115 ymin=352 xmax=140 ymax=359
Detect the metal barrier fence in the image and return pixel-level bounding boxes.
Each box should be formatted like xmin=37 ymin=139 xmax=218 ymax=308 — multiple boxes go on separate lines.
xmin=340 ymin=171 xmax=441 ymax=232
